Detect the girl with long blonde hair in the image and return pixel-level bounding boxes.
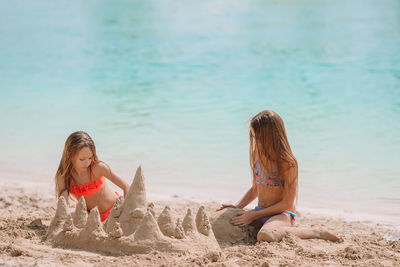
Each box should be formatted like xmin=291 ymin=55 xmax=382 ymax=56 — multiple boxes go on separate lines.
xmin=218 ymin=110 xmax=339 ymax=242
xmin=56 ymin=131 xmax=130 ymax=222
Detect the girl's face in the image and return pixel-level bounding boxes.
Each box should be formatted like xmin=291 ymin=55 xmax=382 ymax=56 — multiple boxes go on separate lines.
xmin=72 ymin=147 xmax=93 ymax=171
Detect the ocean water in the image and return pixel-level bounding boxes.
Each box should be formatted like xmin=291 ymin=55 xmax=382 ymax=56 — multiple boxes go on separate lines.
xmin=0 ymin=0 xmax=399 ymax=223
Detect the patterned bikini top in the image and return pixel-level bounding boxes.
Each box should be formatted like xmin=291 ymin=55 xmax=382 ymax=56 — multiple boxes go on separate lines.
xmin=254 ymin=160 xmax=285 ymax=188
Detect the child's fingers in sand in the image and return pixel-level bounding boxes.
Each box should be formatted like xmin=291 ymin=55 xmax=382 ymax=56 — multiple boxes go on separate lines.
xmin=231 ymin=211 xmax=254 ymax=225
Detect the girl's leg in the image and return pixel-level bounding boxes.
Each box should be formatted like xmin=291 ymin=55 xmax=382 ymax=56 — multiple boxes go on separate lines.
xmin=257 ymin=213 xmax=340 ymax=242
xmin=257 ymin=213 xmax=291 ymax=242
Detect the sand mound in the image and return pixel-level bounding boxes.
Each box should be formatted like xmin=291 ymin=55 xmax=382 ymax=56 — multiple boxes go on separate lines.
xmin=211 ymin=208 xmax=258 ymax=245
xmin=45 ymin=166 xmax=220 ymax=256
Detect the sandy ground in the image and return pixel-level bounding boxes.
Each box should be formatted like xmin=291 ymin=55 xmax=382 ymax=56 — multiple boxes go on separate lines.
xmin=0 ymin=185 xmax=399 ymax=267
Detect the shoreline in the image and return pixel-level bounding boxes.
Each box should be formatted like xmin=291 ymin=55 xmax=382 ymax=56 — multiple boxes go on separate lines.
xmin=1 ymin=175 xmax=398 ymax=228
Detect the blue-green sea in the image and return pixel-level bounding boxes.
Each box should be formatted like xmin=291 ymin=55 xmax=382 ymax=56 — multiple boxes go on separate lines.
xmin=1 ymin=0 xmax=399 ymax=223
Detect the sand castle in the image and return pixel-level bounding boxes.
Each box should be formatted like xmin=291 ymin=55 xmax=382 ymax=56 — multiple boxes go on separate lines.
xmin=45 ymin=166 xmax=220 ymax=256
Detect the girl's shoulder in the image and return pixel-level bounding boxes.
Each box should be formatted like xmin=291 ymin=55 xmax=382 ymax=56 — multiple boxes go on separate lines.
xmin=91 ymin=161 xmax=111 ymax=178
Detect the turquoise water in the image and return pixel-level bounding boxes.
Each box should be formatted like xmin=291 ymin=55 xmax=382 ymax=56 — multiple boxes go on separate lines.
xmin=1 ymin=0 xmax=399 ymax=221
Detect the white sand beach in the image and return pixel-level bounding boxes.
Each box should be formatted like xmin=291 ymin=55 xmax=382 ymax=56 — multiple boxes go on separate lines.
xmin=1 ymin=178 xmax=399 ymax=267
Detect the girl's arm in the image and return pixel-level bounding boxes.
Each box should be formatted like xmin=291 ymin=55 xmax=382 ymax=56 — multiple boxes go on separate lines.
xmin=244 ymin=197 xmax=291 ymax=221
xmin=234 ymin=186 xmax=257 ymax=209
xmin=217 ymin=175 xmax=258 ymax=211
xmin=234 ymin=170 xmax=258 ymax=209
xmin=232 ymin=165 xmax=297 ymax=225
xmin=95 ymin=162 xmax=130 ymax=196
xmin=56 ymin=176 xmax=70 ymax=205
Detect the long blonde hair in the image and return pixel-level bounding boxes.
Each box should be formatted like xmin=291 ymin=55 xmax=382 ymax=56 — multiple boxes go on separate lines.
xmin=55 ymin=131 xmax=98 ymax=197
xmin=249 ymin=110 xmax=298 ymax=199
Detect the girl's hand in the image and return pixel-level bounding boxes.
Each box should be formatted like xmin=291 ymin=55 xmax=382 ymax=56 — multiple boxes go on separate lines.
xmin=231 ymin=211 xmax=255 ymax=226
xmin=216 ymin=204 xmax=236 ymax=211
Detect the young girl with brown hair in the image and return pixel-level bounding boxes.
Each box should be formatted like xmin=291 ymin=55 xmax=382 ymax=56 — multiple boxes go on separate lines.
xmin=55 ymin=131 xmax=130 ymax=222
xmin=218 ymin=110 xmax=339 ymax=242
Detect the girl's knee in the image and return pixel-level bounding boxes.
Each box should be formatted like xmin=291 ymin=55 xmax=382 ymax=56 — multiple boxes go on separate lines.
xmin=257 ymin=229 xmax=276 ymax=242
xmin=257 ymin=228 xmax=289 ymax=242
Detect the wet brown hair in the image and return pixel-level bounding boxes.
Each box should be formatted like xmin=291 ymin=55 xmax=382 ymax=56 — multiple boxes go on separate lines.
xmin=249 ymin=110 xmax=298 ymax=200
xmin=55 ymin=131 xmax=98 ymax=197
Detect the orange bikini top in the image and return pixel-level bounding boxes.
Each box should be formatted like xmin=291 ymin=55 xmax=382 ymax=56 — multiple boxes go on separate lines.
xmin=69 ymin=169 xmax=105 ymax=198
